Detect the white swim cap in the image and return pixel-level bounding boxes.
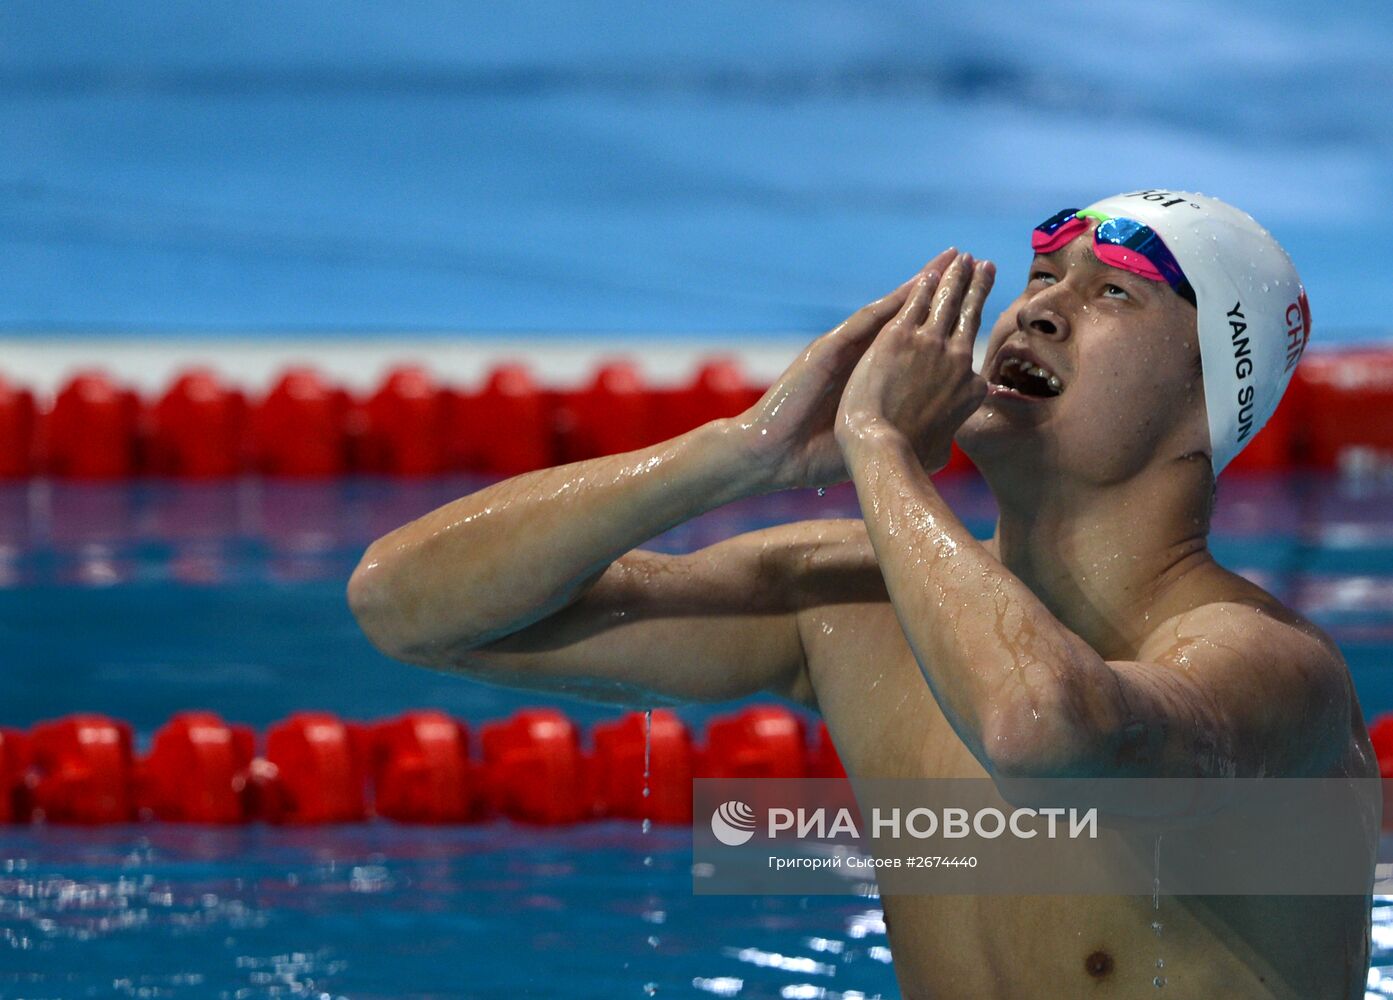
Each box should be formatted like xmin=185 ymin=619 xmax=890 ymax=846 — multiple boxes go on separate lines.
xmin=1076 ymin=190 xmax=1311 ymax=473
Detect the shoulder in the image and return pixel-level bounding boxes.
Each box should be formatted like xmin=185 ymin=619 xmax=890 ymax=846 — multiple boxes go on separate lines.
xmin=1132 ymin=588 xmax=1352 ymax=771
xmin=1137 ymin=582 xmax=1344 ymax=679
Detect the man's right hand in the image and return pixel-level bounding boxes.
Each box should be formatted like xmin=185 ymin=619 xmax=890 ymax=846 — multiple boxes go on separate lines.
xmin=725 ymin=248 xmax=959 ymax=492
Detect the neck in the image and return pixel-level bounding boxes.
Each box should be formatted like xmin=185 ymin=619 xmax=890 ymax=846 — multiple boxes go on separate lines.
xmin=981 ymin=459 xmax=1215 ymax=658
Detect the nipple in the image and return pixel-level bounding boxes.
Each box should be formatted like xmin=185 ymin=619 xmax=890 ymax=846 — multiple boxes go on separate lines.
xmin=1085 ymin=950 xmax=1114 ymax=978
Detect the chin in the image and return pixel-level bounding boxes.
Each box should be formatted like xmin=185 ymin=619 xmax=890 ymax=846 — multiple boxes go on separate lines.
xmin=958 ymin=401 xmax=1037 ymax=446
xmin=954 ymin=417 xmax=1011 ymax=474
xmin=955 ymin=404 xmax=1060 ymax=479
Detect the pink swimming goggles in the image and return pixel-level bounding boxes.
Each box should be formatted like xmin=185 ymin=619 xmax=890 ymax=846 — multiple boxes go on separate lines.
xmin=1031 ymin=208 xmax=1196 ymax=306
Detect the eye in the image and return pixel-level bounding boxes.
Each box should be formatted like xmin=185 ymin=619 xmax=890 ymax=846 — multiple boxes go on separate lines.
xmin=1029 ymin=270 xmax=1058 ymax=286
xmin=1102 ymin=283 xmax=1129 ymax=300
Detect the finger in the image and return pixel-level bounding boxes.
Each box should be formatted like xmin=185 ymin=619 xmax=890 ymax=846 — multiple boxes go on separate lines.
xmin=810 ymin=274 xmax=923 ymax=374
xmin=926 ymin=253 xmax=974 ymax=332
xmin=893 ymin=268 xmax=943 ymax=330
xmin=846 ymin=247 xmax=958 ymax=327
xmin=872 ymin=249 xmax=956 ymax=316
xmin=903 ymin=248 xmax=959 ymax=326
xmin=908 ymin=247 xmax=961 ymax=313
xmin=921 ymin=247 xmax=959 ymax=280
xmin=951 ymin=260 xmax=996 ymax=347
xmin=828 ymin=263 xmax=935 ymax=344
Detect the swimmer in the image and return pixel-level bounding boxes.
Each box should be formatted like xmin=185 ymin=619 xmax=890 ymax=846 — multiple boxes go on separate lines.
xmin=348 ymin=189 xmax=1377 ymax=998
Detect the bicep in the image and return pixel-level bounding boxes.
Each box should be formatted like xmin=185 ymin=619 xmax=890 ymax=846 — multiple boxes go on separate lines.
xmin=438 ymin=526 xmax=815 ymax=708
xmin=1092 ymin=605 xmax=1350 ymax=779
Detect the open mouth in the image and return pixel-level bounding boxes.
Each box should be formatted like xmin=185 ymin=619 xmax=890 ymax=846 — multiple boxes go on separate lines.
xmin=988 ymin=353 xmax=1064 ymax=399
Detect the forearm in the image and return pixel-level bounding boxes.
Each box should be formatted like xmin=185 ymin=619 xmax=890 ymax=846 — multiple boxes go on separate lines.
xmin=841 ymin=422 xmax=1104 ymax=773
xmin=349 ymin=418 xmax=767 ymax=660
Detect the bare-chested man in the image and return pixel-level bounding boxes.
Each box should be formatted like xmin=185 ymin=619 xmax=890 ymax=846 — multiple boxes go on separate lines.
xmin=348 ymin=190 xmax=1377 ymax=998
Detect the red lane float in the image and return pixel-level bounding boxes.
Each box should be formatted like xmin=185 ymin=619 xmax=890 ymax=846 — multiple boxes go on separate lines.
xmin=46 ymin=371 xmax=141 ymax=479
xmin=452 ymin=363 xmax=555 ymax=475
xmin=253 ymin=368 xmax=351 ymax=477
xmin=592 ymin=710 xmax=694 ymax=824
xmin=1369 ymin=715 xmax=1393 ymax=779
xmin=687 ymin=358 xmax=764 ymax=424
xmin=651 ymin=358 xmax=763 ymax=444
xmin=138 ymin=712 xmax=255 ymax=823
xmin=370 ymin=710 xmax=477 ymax=823
xmin=480 ymin=709 xmax=590 ymax=824
xmin=260 ymin=712 xmax=369 ymax=823
xmin=809 ymin=721 xmax=847 ymax=778
xmin=1297 ymin=349 xmax=1393 ymax=471
xmin=1369 ymin=715 xmax=1393 ymax=832
xmin=0 ymin=377 xmax=37 ymax=478
xmin=700 ymin=705 xmax=808 ymax=779
xmin=557 ymin=361 xmax=653 ymax=462
xmin=27 ymin=714 xmax=136 ymax=824
xmin=358 ymin=367 xmax=449 ymax=476
xmin=148 ymin=369 xmax=248 ymax=478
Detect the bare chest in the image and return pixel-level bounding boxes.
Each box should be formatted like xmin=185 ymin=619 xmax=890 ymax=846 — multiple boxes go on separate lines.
xmin=799 ymin=603 xmax=1365 ymax=999
xmin=802 ymin=598 xmax=984 ymax=779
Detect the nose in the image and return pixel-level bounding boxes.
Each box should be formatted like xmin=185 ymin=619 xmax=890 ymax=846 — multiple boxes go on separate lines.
xmin=1016 ymin=287 xmax=1071 ymax=341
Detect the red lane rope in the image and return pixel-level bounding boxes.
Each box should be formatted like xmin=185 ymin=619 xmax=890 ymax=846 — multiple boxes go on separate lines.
xmin=8 ymin=705 xmax=1392 ymax=828
xmin=0 ymin=706 xmax=845 ymax=827
xmin=2 ymin=359 xmax=769 ymax=479
xmin=4 ymin=350 xmax=1392 ymax=479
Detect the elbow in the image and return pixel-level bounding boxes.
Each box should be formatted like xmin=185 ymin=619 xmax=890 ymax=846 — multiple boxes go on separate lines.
xmin=979 ymin=703 xmax=1102 ymax=812
xmin=348 ymin=540 xmax=490 ymax=665
xmin=346 ymin=552 xmax=380 ymax=634
xmin=347 ymin=544 xmax=418 ymax=662
xmin=979 ymin=693 xmax=1096 ymax=784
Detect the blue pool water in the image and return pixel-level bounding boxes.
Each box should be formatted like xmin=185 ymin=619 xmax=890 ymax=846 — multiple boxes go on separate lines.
xmin=3 ymin=2 xmax=1393 ymax=336
xmin=1 ymin=823 xmax=893 ymax=999
xmin=3 ymin=472 xmax=1393 ymax=997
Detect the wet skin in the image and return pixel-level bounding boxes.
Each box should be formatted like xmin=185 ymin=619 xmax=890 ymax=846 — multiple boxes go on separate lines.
xmin=349 ymin=246 xmax=1377 ymax=998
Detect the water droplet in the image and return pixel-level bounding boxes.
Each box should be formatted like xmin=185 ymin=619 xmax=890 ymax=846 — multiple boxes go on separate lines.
xmin=643 ymin=982 xmax=658 ymax=996
xmin=1153 ymin=976 xmax=1167 ymax=988
xmin=642 ymin=709 xmax=652 ymax=800
xmin=816 ymin=487 xmax=826 ymax=497
xmin=647 ymin=935 xmax=660 ymax=948
xmin=641 ymin=818 xmax=652 ymax=834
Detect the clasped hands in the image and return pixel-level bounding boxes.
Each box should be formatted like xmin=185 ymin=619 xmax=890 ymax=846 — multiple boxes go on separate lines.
xmin=728 ymin=248 xmax=996 ymax=491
